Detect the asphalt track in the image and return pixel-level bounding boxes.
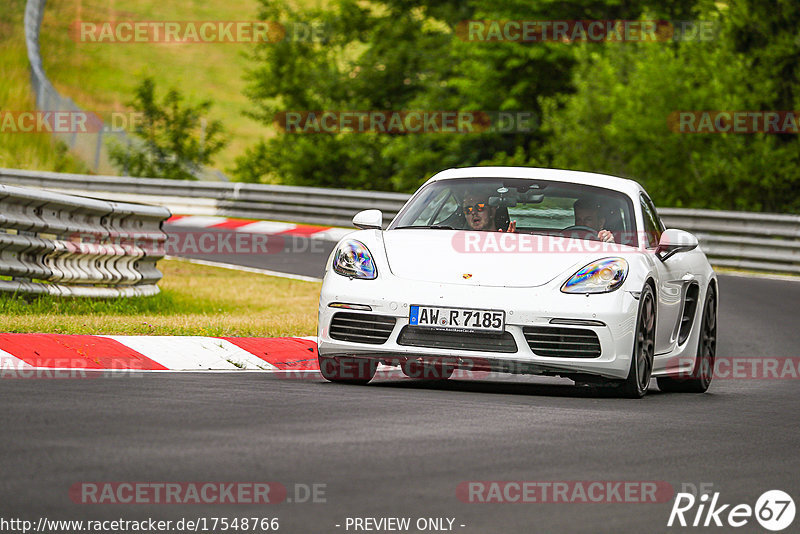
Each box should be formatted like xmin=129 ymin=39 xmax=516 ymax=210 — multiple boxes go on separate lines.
xmin=163 ymin=224 xmax=337 ymax=279
xmin=1 ymin=226 xmax=799 ymax=533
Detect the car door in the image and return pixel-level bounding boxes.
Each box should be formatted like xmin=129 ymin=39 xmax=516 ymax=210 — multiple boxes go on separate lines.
xmin=640 ymin=193 xmax=685 ymax=355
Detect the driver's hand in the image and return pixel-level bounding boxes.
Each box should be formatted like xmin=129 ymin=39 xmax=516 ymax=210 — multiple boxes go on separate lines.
xmin=499 ymin=220 xmax=517 ymax=233
xmin=598 ymin=230 xmax=615 ymax=243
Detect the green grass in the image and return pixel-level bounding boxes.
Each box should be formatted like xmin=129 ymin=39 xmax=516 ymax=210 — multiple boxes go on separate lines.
xmin=713 ymin=266 xmax=800 ymax=280
xmin=0 ymin=0 xmax=89 ymax=172
xmin=38 ymin=0 xmax=269 ymax=174
xmin=1 ymin=0 xmax=329 ymax=177
xmin=0 ymin=258 xmax=322 ymax=336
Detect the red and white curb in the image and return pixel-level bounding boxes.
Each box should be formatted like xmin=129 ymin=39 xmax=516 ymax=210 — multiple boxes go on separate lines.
xmin=165 ymin=215 xmax=353 ymax=243
xmin=0 ymin=334 xmax=321 ymax=373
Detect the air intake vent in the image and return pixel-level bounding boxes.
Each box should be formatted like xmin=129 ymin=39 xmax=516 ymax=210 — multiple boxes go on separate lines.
xmin=397 ymin=326 xmax=517 ymax=353
xmin=678 ymin=283 xmax=700 ymax=345
xmin=523 ymin=326 xmax=601 ymax=358
xmin=329 ymin=312 xmax=395 ymax=345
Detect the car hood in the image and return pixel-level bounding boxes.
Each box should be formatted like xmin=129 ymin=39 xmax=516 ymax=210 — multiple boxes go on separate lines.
xmin=381 ymin=230 xmax=634 ymax=287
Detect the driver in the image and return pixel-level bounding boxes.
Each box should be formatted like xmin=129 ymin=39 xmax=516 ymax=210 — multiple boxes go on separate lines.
xmin=572 ymin=198 xmax=615 ymax=243
xmin=462 ymin=192 xmax=516 ymax=232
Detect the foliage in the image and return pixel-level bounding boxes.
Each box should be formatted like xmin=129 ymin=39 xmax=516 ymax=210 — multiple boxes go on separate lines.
xmin=538 ymin=0 xmax=800 ymax=211
xmin=109 ymin=78 xmax=228 ymax=180
xmin=236 ymin=0 xmax=800 ymax=212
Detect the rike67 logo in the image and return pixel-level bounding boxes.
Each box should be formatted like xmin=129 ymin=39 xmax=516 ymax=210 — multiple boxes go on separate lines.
xmin=668 ymin=489 xmax=795 ymax=531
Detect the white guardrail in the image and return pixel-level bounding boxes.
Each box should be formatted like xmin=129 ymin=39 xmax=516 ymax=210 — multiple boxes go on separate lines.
xmin=0 ymin=181 xmax=170 ymax=297
xmin=1 ymin=168 xmax=799 ymax=276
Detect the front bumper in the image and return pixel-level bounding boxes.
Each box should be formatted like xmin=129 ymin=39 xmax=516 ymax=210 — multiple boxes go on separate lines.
xmin=318 ymin=272 xmax=640 ymax=380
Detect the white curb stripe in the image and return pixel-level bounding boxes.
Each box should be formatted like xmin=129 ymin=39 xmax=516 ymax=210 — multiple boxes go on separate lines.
xmin=309 ymin=228 xmax=355 ymax=242
xmin=235 ymin=221 xmax=298 ymax=234
xmin=166 ymin=216 xmax=230 ymax=227
xmin=0 ymin=349 xmax=35 ymax=369
xmin=102 ymin=336 xmax=279 ymax=371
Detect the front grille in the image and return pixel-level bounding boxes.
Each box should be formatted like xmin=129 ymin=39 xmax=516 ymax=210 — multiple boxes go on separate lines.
xmin=329 ymin=312 xmax=395 ymax=344
xmin=523 ymin=326 xmax=601 ymax=358
xmin=397 ymin=326 xmax=518 ymax=353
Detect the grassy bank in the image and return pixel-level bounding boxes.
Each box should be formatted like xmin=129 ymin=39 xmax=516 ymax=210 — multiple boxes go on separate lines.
xmin=38 ymin=0 xmax=266 ymax=173
xmin=0 ymin=259 xmax=321 ymax=336
xmin=0 ymin=0 xmax=88 ymax=172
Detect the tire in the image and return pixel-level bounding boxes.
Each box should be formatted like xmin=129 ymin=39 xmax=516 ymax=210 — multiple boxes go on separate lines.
xmin=618 ymin=284 xmax=656 ymax=398
xmin=318 ymin=355 xmax=377 ymax=385
xmin=658 ymin=286 xmax=716 ymax=393
xmin=401 ymin=360 xmax=454 ymax=380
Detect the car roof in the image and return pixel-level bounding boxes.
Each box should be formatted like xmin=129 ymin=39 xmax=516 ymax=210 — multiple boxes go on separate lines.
xmin=425 ymin=166 xmax=646 ymax=199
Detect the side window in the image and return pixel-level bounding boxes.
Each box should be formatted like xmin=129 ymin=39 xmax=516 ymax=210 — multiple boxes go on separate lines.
xmin=432 ymin=195 xmax=459 ymax=225
xmin=411 ymin=189 xmax=454 ymax=226
xmin=640 ymin=194 xmax=662 ymax=248
xmin=642 ymin=194 xmax=666 ymax=233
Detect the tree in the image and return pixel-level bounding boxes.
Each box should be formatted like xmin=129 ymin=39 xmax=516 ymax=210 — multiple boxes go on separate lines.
xmin=235 ymin=0 xmax=660 ymax=191
xmin=537 ymin=1 xmax=800 ymax=211
xmin=109 ymin=78 xmax=227 ymax=180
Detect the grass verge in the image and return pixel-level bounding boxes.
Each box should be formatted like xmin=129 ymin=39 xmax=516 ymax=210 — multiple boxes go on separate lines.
xmin=0 ymin=258 xmax=321 ymax=336
xmin=39 ymin=0 xmax=267 ymax=173
xmin=0 ymin=0 xmax=89 ymax=172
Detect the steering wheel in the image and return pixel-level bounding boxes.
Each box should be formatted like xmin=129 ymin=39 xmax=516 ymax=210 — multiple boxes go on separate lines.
xmin=561 ymin=225 xmax=600 ymax=240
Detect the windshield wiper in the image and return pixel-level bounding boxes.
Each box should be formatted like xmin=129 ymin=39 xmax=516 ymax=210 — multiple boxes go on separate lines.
xmin=394 ymin=224 xmax=455 ymax=230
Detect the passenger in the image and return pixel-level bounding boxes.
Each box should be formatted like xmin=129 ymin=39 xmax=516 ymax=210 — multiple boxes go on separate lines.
xmin=572 ymin=198 xmax=615 ymax=243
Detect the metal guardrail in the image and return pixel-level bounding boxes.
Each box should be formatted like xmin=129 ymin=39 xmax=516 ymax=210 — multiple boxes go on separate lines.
xmin=0 ymin=168 xmax=410 ymax=228
xmin=24 ymin=0 xmax=121 ymax=174
xmin=0 ymin=183 xmax=171 ymax=297
xmin=658 ymin=208 xmax=800 ymax=274
xmin=1 ymin=168 xmax=798 ymax=275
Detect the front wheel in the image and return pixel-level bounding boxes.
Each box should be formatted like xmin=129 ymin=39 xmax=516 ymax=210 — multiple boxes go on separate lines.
xmin=658 ymin=286 xmax=716 ymax=393
xmin=618 ymin=284 xmax=656 ymax=398
xmin=318 ymin=355 xmax=377 ymax=385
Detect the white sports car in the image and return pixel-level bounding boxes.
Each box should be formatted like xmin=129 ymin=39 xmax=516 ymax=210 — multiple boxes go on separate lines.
xmin=317 ymin=167 xmax=717 ymax=397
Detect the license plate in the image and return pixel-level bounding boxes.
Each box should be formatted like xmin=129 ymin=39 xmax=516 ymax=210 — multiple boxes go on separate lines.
xmin=409 ymin=305 xmax=505 ymax=333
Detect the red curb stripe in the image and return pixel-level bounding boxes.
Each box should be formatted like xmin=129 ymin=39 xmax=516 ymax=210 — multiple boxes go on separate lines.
xmin=166 ymin=215 xmax=188 ymax=223
xmin=209 ymin=218 xmax=259 ymax=229
xmin=275 ymin=224 xmax=332 ymax=237
xmin=0 ymin=334 xmax=168 ymax=370
xmin=219 ymin=337 xmax=319 ymax=370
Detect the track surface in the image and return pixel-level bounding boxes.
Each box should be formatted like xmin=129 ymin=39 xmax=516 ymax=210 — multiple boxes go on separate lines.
xmin=1 ymin=226 xmax=799 ymax=533
xmin=164 ymin=224 xmax=336 ymax=279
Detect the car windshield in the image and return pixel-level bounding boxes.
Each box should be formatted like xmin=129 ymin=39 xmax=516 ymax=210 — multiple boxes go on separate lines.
xmin=390 ymin=177 xmax=638 ymax=246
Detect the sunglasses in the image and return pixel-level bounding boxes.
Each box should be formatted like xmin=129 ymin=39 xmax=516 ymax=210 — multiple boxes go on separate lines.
xmin=463 ymin=203 xmax=487 ymax=214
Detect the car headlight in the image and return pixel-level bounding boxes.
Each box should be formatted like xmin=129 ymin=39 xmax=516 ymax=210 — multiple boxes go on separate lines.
xmin=561 ymin=258 xmax=628 ymax=294
xmin=333 ymin=240 xmax=377 ymax=279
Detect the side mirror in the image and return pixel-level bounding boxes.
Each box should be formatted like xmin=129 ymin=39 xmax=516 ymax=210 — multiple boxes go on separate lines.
xmin=353 ymin=209 xmax=383 ymax=230
xmin=656 ymin=229 xmax=698 ymax=261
